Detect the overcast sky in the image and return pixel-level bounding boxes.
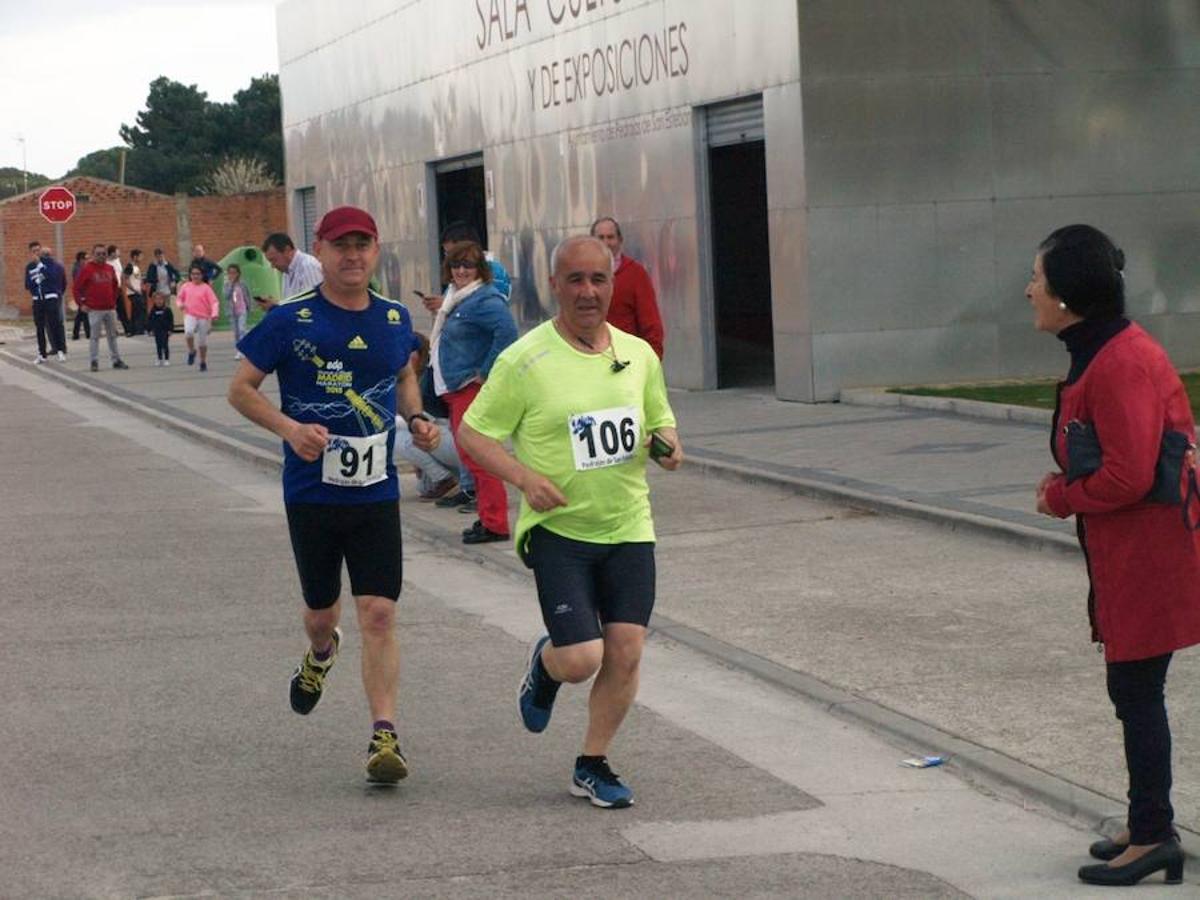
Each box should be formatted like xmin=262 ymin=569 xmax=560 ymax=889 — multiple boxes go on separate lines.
xmin=0 ymin=0 xmax=281 ymax=178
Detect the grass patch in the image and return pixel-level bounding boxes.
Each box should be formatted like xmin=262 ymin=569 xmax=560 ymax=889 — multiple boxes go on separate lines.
xmin=891 ymin=373 xmax=1200 ymax=418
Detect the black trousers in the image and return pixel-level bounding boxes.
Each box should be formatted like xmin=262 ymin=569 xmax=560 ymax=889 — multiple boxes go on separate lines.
xmin=1106 ymin=652 xmax=1174 ymax=844
xmin=153 ymin=330 xmax=170 ymax=360
xmin=72 ymin=306 xmax=90 ymax=338
xmin=129 ymin=293 xmax=147 ymax=335
xmin=32 ymin=296 xmax=66 ymax=356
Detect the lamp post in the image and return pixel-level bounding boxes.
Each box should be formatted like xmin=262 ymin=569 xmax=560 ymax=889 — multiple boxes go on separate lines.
xmin=15 ymin=135 xmax=27 ymax=193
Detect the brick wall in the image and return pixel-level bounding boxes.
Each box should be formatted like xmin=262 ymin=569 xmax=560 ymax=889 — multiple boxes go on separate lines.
xmin=0 ymin=177 xmax=286 ymax=314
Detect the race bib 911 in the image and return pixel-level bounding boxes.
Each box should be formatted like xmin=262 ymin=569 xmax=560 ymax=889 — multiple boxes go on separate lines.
xmin=569 ymin=406 xmax=640 ymax=471
xmin=322 ymin=431 xmax=388 ymax=487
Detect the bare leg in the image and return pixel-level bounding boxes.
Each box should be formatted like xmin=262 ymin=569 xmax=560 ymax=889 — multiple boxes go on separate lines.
xmin=582 ymin=623 xmax=645 ymax=756
xmin=302 ymin=600 xmax=340 ymax=653
xmin=355 ymin=594 xmax=398 ymax=724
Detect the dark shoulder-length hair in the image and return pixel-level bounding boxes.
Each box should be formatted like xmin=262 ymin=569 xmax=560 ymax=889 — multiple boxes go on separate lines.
xmin=1038 ymin=224 xmax=1125 ymax=320
xmin=440 ymin=240 xmax=492 ymax=287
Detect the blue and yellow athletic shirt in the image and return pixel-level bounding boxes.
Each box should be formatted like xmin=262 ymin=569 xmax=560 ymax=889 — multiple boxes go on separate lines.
xmin=238 ymin=287 xmax=418 ymax=505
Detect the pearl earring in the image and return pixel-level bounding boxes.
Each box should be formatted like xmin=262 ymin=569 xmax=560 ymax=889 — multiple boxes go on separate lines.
xmin=1057 ymin=301 xmax=1067 ymax=311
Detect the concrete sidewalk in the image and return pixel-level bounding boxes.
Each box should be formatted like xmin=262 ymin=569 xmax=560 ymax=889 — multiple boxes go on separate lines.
xmin=6 ymin=329 xmax=1200 ymax=856
xmin=1 ymin=328 xmax=1074 ymax=552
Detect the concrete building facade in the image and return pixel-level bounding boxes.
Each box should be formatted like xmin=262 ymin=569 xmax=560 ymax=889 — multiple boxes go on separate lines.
xmin=277 ymin=1 xmax=1200 ymax=400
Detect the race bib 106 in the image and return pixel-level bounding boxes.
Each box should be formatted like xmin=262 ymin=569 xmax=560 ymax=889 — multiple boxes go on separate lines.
xmin=569 ymin=406 xmax=640 ymax=471
xmin=322 ymin=431 xmax=389 ymax=487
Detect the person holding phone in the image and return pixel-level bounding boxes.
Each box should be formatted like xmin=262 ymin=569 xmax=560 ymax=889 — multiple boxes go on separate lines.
xmin=260 ymin=232 xmax=324 ymax=308
xmin=457 ymin=235 xmax=682 ymax=810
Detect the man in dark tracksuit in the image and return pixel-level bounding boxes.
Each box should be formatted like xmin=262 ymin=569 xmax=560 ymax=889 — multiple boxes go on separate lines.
xmin=25 ymin=241 xmax=67 ymax=363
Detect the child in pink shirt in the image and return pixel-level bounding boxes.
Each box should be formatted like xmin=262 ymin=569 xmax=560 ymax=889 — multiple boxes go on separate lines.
xmin=176 ymin=264 xmax=221 ymax=372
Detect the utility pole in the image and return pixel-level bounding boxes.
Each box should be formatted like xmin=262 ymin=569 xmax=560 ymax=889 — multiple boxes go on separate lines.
xmin=15 ymin=135 xmax=27 ymax=193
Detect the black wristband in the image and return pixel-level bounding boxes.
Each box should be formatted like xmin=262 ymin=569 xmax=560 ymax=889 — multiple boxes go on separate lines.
xmin=407 ymin=411 xmax=433 ymax=427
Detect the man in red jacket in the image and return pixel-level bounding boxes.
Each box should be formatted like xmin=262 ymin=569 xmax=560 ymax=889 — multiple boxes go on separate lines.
xmin=589 ymin=217 xmax=664 ymax=359
xmin=74 ymin=243 xmax=129 ymax=372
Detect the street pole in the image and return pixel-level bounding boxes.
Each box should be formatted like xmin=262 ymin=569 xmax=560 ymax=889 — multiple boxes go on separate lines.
xmin=16 ymin=135 xmax=27 ymax=193
xmin=55 ymin=221 xmax=66 ymax=325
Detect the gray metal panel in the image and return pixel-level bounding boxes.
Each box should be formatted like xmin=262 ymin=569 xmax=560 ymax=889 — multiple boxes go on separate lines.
xmin=706 ymin=96 xmax=764 ymax=146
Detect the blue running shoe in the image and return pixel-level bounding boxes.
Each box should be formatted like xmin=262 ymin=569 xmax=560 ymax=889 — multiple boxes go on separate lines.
xmin=518 ymin=634 xmax=559 ymax=733
xmin=570 ymin=756 xmax=634 ymax=808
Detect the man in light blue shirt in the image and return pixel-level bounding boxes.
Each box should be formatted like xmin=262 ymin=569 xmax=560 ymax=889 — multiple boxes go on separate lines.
xmin=260 ymin=232 xmax=325 ymax=307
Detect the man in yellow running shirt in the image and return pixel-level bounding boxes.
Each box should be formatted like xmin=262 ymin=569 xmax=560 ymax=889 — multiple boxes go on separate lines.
xmin=458 ymin=235 xmax=683 ymax=809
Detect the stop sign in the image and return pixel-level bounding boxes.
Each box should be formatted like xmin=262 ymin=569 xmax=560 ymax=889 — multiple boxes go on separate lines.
xmin=38 ymin=186 xmax=76 ymax=224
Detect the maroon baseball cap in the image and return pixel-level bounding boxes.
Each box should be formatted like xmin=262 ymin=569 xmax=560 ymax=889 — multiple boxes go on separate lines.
xmin=315 ymin=206 xmax=379 ymax=241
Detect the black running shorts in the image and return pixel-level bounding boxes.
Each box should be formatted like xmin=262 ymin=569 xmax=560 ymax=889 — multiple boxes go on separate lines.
xmin=525 ymin=525 xmax=656 ymax=646
xmin=285 ymin=500 xmax=402 ymax=609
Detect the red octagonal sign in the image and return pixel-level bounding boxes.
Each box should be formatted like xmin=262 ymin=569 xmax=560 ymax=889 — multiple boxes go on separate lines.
xmin=38 ymin=186 xmax=77 ymax=224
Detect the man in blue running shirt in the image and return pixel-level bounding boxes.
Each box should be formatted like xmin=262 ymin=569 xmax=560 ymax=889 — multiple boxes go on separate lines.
xmin=228 ymin=205 xmax=439 ymax=785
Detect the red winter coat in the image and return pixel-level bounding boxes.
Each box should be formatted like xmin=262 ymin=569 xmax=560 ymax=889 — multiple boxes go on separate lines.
xmin=1044 ymin=323 xmax=1200 ymax=662
xmin=607 ymin=255 xmax=664 ymax=359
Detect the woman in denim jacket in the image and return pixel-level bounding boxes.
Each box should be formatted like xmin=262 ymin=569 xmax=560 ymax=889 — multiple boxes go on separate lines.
xmin=431 ymin=240 xmax=518 ymax=544
xmin=1031 ymin=225 xmax=1200 ymax=887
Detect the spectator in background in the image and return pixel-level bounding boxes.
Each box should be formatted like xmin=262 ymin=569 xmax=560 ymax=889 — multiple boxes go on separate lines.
xmin=146 ymin=291 xmax=175 ymax=367
xmin=177 ymin=263 xmax=221 ymax=372
xmin=123 ymin=249 xmax=147 ymax=335
xmin=70 ymin=250 xmax=90 ymax=340
xmin=75 ymin=243 xmax=128 ymax=371
xmin=190 ymin=243 xmax=222 ymax=284
xmin=223 ymin=263 xmax=252 ymax=359
xmin=107 ymin=245 xmax=131 ymax=336
xmin=590 ymin=217 xmax=665 ymax=359
xmin=146 ymin=248 xmax=180 ymax=305
xmin=260 ymin=232 xmax=323 ymax=308
xmin=395 ymin=334 xmax=462 ymax=502
xmin=25 ymin=241 xmax=67 ymax=363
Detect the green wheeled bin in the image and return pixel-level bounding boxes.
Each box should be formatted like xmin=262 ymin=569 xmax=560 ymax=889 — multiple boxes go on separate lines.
xmin=211 ymin=246 xmax=283 ymax=331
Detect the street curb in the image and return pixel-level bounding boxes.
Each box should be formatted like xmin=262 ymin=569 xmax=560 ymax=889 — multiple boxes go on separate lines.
xmin=0 ymin=350 xmax=281 ymax=477
xmin=682 ymin=450 xmax=1080 ymax=557
xmin=10 ymin=351 xmax=1180 ymax=847
xmin=840 ymin=387 xmax=1054 ymax=426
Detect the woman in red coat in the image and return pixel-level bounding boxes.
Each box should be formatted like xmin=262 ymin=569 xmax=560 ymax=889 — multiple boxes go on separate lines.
xmin=1032 ymin=224 xmax=1200 ymax=887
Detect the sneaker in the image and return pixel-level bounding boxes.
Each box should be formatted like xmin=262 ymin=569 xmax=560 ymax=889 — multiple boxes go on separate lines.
xmin=155 ymin=359 xmax=163 ymax=367
xmin=288 ymin=627 xmax=342 ymax=715
xmin=571 ymin=756 xmax=634 ymax=809
xmin=163 ymin=360 xmax=170 ymax=367
xmin=112 ymin=359 xmax=129 ymax=370
xmin=366 ymin=728 xmax=409 ymax=784
xmin=187 ymin=351 xmax=196 ymax=366
xmin=55 ymin=351 xmax=66 ymax=362
xmin=33 ymin=355 xmax=46 ymax=365
xmin=418 ymin=476 xmax=458 ymax=502
xmin=462 ymin=520 xmax=509 ymax=544
xmin=435 ymin=489 xmax=474 ymax=510
xmin=518 ymin=635 xmax=559 ymax=733
xmin=89 ymin=360 xmax=99 ymax=372
xmin=199 ymin=362 xmax=207 ymax=372
xmin=457 ymin=498 xmax=478 ymax=514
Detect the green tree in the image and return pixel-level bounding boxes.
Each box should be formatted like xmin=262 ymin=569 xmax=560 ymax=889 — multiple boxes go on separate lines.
xmin=118 ymin=77 xmax=219 ymax=194
xmin=0 ymin=167 xmax=50 ymax=200
xmin=67 ymin=147 xmax=124 ymax=183
xmin=221 ymin=74 xmax=284 ymax=181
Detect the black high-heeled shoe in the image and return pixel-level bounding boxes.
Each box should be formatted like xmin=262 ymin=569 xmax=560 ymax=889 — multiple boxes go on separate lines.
xmin=1089 ymin=828 xmax=1179 ymax=861
xmin=1089 ymin=837 xmax=1128 ymax=861
xmin=1078 ymin=839 xmax=1184 ymax=886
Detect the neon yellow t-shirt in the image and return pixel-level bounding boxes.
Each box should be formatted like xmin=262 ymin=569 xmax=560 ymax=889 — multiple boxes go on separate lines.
xmin=463 ymin=320 xmax=676 ymax=554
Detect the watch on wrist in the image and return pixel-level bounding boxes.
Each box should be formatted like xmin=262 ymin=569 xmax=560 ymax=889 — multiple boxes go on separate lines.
xmin=407 ymin=411 xmax=434 ymax=427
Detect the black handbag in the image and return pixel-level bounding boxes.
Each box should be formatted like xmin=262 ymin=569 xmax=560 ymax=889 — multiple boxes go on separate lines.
xmin=1064 ymin=420 xmax=1200 ymax=528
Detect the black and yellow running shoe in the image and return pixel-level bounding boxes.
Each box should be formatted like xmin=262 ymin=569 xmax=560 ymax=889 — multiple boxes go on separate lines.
xmin=288 ymin=627 xmax=342 ymax=715
xmin=366 ymin=728 xmax=409 ymax=784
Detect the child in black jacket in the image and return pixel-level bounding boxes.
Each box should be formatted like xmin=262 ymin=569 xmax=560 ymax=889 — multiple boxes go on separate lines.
xmin=146 ymin=294 xmax=174 ymax=365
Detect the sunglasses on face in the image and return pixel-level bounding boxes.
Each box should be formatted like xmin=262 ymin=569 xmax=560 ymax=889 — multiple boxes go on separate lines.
xmin=449 ymin=260 xmax=477 ymax=270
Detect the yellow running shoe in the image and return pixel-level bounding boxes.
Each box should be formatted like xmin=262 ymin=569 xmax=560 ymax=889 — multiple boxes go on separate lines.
xmin=288 ymin=627 xmax=341 ymax=715
xmin=366 ymin=728 xmax=409 ymax=784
